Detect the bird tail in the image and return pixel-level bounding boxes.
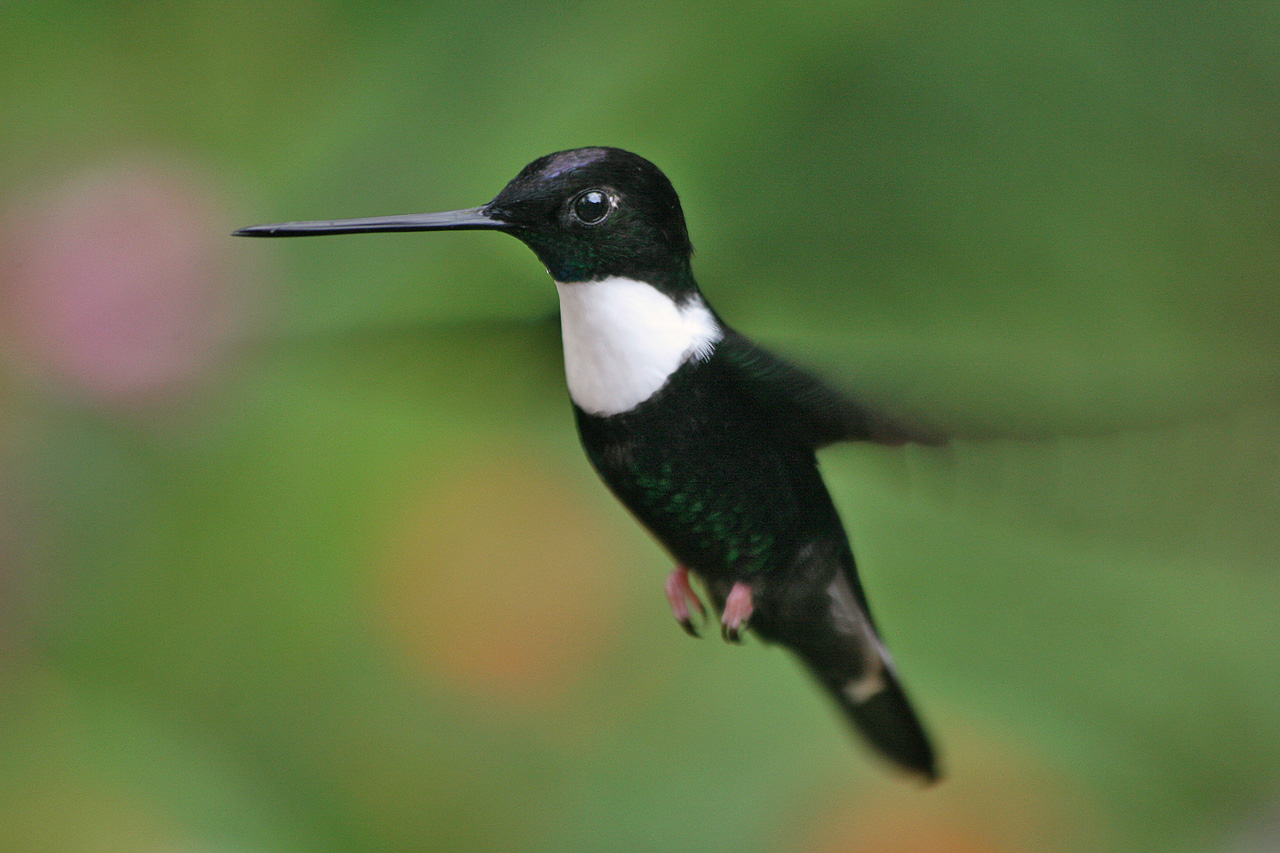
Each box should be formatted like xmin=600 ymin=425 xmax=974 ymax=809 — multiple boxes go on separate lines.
xmin=789 ymin=569 xmax=939 ymax=782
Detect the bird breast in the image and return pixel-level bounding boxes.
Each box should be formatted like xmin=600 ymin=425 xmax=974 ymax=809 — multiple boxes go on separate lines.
xmin=554 ymin=276 xmax=722 ymax=416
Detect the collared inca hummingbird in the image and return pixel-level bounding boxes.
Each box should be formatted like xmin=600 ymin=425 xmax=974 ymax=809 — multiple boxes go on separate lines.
xmin=236 ymin=147 xmax=940 ymax=780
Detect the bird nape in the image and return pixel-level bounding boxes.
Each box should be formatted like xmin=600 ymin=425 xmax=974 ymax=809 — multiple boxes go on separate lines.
xmin=235 ymin=146 xmax=941 ymax=782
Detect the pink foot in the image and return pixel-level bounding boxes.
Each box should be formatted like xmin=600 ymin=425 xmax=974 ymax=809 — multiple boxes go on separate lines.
xmin=665 ymin=566 xmax=707 ymax=638
xmin=721 ymin=582 xmax=754 ymax=643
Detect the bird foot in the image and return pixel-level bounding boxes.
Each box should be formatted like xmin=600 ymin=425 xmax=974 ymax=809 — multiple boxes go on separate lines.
xmin=721 ymin=582 xmax=754 ymax=643
xmin=664 ymin=565 xmax=707 ymax=637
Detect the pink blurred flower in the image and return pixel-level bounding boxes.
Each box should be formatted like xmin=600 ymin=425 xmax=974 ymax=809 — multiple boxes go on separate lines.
xmin=1 ymin=159 xmax=251 ymax=409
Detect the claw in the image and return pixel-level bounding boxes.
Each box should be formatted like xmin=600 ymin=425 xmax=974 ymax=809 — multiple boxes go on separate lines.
xmin=721 ymin=581 xmax=754 ymax=643
xmin=665 ymin=566 xmax=707 ymax=637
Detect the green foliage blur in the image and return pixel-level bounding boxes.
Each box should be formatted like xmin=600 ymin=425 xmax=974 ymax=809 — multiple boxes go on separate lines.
xmin=2 ymin=3 xmax=1279 ymax=851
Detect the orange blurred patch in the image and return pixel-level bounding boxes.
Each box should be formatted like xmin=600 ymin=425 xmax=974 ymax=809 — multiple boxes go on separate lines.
xmin=801 ymin=796 xmax=1002 ymax=853
xmin=791 ymin=721 xmax=1103 ymax=853
xmin=379 ymin=443 xmax=622 ymax=709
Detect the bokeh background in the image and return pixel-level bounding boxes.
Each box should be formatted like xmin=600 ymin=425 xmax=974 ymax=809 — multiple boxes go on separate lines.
xmin=2 ymin=3 xmax=1279 ymax=851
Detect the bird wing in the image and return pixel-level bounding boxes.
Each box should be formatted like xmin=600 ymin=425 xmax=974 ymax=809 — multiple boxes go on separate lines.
xmin=716 ymin=331 xmax=945 ymax=448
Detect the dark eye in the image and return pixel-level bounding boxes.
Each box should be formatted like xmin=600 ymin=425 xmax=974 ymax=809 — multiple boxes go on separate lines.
xmin=571 ymin=189 xmax=613 ymax=225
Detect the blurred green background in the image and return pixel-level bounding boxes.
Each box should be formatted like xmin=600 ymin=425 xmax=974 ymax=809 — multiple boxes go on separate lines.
xmin=2 ymin=2 xmax=1279 ymax=851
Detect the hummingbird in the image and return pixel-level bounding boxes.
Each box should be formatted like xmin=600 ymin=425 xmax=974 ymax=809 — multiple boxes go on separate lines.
xmin=235 ymin=147 xmax=940 ymax=781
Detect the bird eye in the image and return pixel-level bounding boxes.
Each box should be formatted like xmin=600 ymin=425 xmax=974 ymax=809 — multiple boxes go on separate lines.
xmin=571 ymin=189 xmax=613 ymax=225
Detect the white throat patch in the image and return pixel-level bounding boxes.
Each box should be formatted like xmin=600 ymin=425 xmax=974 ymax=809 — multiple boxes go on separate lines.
xmin=554 ymin=276 xmax=723 ymax=416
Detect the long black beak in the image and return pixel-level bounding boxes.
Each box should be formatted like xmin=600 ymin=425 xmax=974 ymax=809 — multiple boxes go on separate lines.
xmin=232 ymin=206 xmax=506 ymax=237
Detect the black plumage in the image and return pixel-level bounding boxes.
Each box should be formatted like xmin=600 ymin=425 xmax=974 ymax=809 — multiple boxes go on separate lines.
xmin=575 ymin=328 xmax=938 ymax=780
